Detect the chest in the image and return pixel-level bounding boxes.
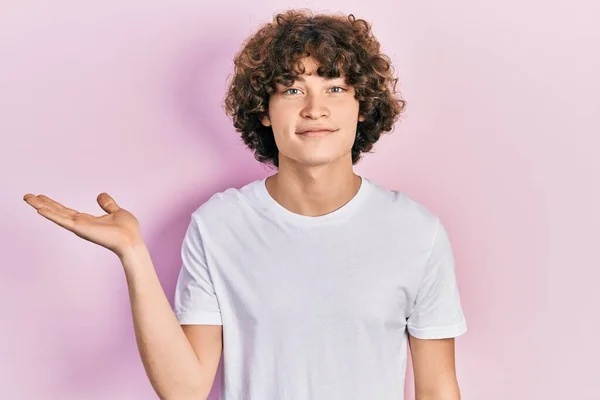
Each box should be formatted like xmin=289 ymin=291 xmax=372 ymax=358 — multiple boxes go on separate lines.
xmin=208 ymin=227 xmax=423 ymax=331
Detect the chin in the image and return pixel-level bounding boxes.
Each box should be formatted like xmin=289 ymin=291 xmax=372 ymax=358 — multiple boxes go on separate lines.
xmin=279 ymin=144 xmax=353 ymax=167
xmin=290 ymin=153 xmax=347 ymax=167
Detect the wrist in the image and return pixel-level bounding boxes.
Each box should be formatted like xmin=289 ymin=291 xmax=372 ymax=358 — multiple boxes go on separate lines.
xmin=118 ymin=240 xmax=150 ymax=268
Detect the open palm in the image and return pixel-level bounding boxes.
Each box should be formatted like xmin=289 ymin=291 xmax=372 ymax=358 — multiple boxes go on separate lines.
xmin=23 ymin=192 xmax=143 ymax=258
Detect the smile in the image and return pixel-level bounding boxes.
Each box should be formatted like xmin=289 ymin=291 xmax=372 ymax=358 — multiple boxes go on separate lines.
xmin=297 ymin=129 xmax=338 ymax=137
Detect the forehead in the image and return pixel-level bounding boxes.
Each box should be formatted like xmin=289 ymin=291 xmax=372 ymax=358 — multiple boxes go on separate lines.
xmin=296 ymin=56 xmax=320 ymax=75
xmin=277 ymin=56 xmax=345 ymax=84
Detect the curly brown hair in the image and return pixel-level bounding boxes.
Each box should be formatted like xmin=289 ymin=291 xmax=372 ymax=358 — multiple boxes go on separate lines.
xmin=223 ymin=9 xmax=406 ymax=169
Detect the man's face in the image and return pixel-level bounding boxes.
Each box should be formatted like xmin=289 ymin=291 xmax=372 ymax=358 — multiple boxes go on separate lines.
xmin=260 ymin=57 xmax=365 ymax=168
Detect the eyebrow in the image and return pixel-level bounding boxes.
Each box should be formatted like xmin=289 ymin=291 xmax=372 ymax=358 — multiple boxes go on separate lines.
xmin=293 ymin=74 xmax=310 ymax=82
xmin=289 ymin=74 xmax=345 ymax=83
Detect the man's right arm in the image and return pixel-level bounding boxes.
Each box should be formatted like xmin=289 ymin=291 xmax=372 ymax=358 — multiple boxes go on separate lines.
xmin=120 ymin=243 xmax=222 ymax=400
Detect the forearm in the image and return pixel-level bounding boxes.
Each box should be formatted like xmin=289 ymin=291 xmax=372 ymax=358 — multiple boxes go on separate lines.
xmin=415 ymin=386 xmax=461 ymax=400
xmin=120 ymin=243 xmax=208 ymax=400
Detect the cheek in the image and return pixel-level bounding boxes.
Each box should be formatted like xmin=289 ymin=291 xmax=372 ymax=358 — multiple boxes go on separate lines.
xmin=338 ymin=98 xmax=360 ymax=115
xmin=267 ymin=103 xmax=293 ymax=129
xmin=338 ymin=103 xmax=361 ymax=128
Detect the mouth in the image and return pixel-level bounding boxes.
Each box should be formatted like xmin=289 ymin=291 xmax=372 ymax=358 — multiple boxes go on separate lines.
xmin=297 ymin=129 xmax=338 ymax=137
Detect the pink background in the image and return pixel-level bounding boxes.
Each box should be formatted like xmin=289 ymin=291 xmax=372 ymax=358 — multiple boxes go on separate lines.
xmin=2 ymin=1 xmax=599 ymax=399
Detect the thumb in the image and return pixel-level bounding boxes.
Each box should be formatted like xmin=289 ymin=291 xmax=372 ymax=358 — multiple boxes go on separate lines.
xmin=97 ymin=192 xmax=121 ymax=214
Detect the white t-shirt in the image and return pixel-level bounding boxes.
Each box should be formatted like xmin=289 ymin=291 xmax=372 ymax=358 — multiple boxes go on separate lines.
xmin=173 ymin=176 xmax=467 ymax=400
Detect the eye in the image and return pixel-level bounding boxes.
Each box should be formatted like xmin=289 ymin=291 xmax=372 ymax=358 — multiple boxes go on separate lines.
xmin=329 ymin=86 xmax=346 ymax=93
xmin=283 ymin=88 xmax=301 ymax=95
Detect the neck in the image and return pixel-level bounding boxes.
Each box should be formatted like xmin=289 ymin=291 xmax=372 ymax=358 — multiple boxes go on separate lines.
xmin=265 ymin=155 xmax=362 ymax=217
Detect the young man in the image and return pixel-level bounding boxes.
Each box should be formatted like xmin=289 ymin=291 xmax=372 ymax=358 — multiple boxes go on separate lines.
xmin=23 ymin=9 xmax=467 ymax=400
xmin=174 ymin=9 xmax=467 ymax=400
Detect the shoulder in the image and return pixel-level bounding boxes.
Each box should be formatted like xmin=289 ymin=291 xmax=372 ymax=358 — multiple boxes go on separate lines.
xmin=368 ymin=179 xmax=440 ymax=239
xmin=189 ymin=179 xmax=263 ymax=228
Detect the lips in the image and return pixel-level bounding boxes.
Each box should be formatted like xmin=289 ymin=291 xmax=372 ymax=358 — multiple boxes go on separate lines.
xmin=297 ymin=128 xmax=338 ymax=137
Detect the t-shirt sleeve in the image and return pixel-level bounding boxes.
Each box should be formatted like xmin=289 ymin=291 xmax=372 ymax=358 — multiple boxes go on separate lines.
xmin=406 ymin=218 xmax=467 ymax=339
xmin=173 ymin=214 xmax=223 ymax=325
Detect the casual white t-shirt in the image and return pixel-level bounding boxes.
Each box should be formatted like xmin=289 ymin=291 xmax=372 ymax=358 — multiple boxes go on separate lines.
xmin=173 ymin=176 xmax=467 ymax=400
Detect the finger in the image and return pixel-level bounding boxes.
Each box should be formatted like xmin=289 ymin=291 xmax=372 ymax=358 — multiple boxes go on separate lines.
xmin=23 ymin=194 xmax=62 ymax=213
xmin=97 ymin=193 xmax=120 ymax=214
xmin=37 ymin=195 xmax=79 ymax=216
xmin=36 ymin=207 xmax=76 ymax=231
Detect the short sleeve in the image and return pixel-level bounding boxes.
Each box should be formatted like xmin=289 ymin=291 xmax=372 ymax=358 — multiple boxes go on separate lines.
xmin=173 ymin=215 xmax=223 ymax=325
xmin=407 ymin=218 xmax=467 ymax=339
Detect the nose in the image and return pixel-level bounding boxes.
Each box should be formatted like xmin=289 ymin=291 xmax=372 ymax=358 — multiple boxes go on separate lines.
xmin=300 ymin=93 xmax=329 ymax=119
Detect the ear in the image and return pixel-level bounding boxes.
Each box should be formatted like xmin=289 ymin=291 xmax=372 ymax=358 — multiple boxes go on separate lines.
xmin=260 ymin=114 xmax=271 ymax=127
xmin=358 ymin=114 xmax=366 ymax=122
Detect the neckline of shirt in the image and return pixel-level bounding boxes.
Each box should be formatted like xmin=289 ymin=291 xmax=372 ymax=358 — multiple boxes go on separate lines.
xmin=252 ymin=175 xmax=372 ymax=226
